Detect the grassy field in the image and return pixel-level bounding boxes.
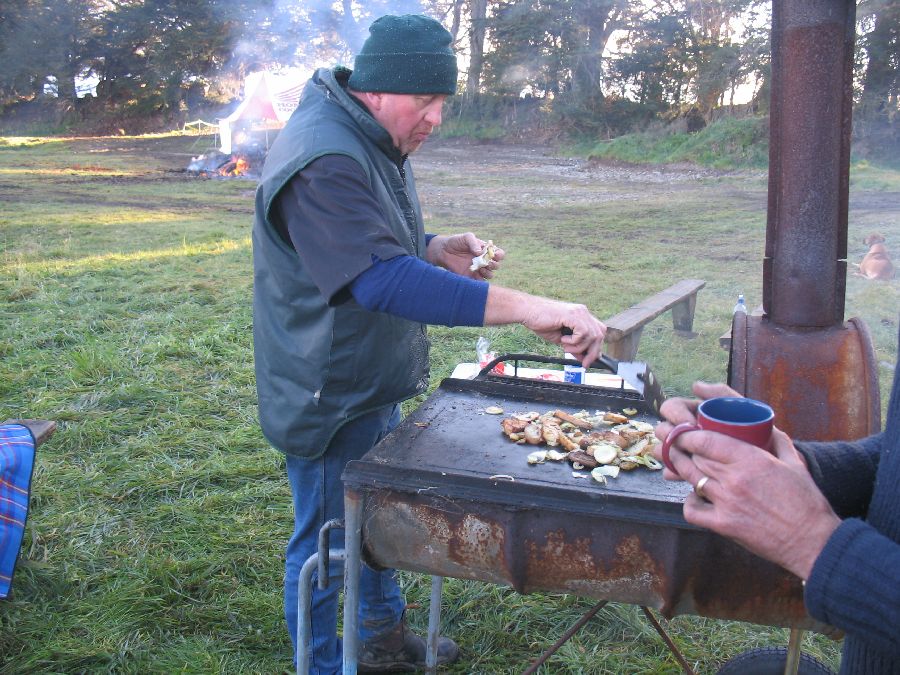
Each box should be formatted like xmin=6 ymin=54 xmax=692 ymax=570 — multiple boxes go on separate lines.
xmin=1 ymin=131 xmax=898 ymax=674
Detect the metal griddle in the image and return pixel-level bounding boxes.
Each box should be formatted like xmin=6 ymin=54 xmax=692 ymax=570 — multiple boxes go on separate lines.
xmin=348 ymin=373 xmax=688 ymax=522
xmin=343 ymin=356 xmax=830 ymax=630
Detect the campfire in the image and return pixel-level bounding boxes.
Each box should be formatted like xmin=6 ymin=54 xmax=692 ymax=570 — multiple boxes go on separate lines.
xmin=218 ymin=155 xmax=251 ymax=177
xmin=187 ymin=142 xmax=265 ymax=178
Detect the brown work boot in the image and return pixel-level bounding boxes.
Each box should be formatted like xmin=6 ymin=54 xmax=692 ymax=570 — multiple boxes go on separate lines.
xmin=357 ymin=617 xmax=459 ymax=672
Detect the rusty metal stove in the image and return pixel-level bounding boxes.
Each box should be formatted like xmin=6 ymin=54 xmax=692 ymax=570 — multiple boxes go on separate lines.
xmin=339 ymin=363 xmax=830 ymax=672
xmin=728 ymin=0 xmax=882 ymax=441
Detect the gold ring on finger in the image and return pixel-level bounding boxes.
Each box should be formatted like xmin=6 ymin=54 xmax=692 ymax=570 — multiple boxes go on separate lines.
xmin=695 ymin=475 xmax=710 ymax=500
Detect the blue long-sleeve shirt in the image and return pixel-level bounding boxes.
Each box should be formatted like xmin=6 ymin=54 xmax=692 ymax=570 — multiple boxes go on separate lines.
xmin=351 ymin=254 xmax=487 ymax=327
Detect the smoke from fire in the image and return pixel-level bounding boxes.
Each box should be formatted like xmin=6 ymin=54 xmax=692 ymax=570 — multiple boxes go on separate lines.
xmin=232 ymin=0 xmax=430 ymax=75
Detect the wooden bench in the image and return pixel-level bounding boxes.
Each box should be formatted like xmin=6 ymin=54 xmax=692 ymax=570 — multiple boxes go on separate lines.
xmin=2 ymin=419 xmax=57 ymax=447
xmin=604 ymin=279 xmax=706 ymax=361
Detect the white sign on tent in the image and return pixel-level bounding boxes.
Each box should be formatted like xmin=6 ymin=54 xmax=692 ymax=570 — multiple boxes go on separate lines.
xmin=219 ymin=70 xmax=308 ymax=154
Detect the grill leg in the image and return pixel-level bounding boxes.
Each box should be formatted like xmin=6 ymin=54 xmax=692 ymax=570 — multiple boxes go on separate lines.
xmin=343 ymin=490 xmax=364 ymax=675
xmin=522 ymin=600 xmax=608 ymax=675
xmin=296 ymin=552 xmax=319 ymax=675
xmin=783 ymin=628 xmax=804 ymax=675
xmin=296 ymin=549 xmax=347 ymax=675
xmin=317 ymin=518 xmax=344 ymax=588
xmin=640 ymin=606 xmax=695 ymax=675
xmin=425 ymin=576 xmax=444 ymax=672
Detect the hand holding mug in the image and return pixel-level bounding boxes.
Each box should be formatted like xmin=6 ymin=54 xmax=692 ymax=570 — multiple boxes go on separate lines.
xmin=660 ymin=396 xmax=775 ymax=475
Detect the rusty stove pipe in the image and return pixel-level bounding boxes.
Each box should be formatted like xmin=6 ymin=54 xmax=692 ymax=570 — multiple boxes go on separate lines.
xmin=764 ymin=0 xmax=854 ymax=326
xmin=728 ymin=0 xmax=881 ymax=441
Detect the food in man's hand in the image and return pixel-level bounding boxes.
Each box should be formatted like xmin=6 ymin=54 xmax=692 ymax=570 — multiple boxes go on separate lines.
xmin=469 ymin=240 xmax=497 ymax=272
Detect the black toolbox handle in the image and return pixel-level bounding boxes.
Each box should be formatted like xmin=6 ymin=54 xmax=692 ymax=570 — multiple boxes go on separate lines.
xmin=477 ymin=352 xmax=621 ymax=379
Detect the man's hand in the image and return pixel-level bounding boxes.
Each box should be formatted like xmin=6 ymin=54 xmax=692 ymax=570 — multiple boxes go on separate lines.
xmin=655 ymin=381 xmax=740 ymax=430
xmin=524 ymin=299 xmax=607 ymax=367
xmin=653 ymin=381 xmax=808 ymax=480
xmin=652 ymin=382 xmax=840 ymax=580
xmin=654 ymin=381 xmax=741 ymax=479
xmin=672 ymin=429 xmax=839 ymax=579
xmin=483 ymin=287 xmax=606 ymax=367
xmin=426 ymin=233 xmax=505 ymax=280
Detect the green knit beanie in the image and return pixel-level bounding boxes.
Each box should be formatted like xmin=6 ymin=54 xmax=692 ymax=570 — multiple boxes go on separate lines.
xmin=348 ymin=14 xmax=457 ymax=95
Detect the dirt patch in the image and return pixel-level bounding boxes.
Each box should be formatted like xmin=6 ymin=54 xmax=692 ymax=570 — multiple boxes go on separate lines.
xmin=405 ymin=139 xmax=900 ymax=268
xmin=8 ymin=135 xmax=895 ymax=233
xmin=409 ymin=138 xmax=761 ymax=222
xmin=418 ymin=138 xmax=736 ymax=183
xmin=581 ymin=157 xmax=737 ymax=183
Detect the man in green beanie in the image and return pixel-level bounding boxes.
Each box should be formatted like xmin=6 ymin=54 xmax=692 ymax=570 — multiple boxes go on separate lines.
xmin=253 ymin=13 xmax=607 ymax=673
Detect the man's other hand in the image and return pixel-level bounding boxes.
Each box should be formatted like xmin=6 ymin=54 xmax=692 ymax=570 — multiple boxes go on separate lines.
xmin=426 ymin=233 xmax=505 ymax=280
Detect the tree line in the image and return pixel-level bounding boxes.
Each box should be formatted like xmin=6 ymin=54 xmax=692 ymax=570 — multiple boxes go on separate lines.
xmin=0 ymin=0 xmax=896 ymax=152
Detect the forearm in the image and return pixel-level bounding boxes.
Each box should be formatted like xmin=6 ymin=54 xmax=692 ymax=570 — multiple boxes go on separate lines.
xmin=483 ymin=285 xmax=607 ymax=367
xmin=483 ymin=284 xmax=537 ymax=326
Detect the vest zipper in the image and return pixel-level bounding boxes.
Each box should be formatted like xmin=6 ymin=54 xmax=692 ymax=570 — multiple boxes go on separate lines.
xmin=395 ymin=158 xmax=419 ymax=252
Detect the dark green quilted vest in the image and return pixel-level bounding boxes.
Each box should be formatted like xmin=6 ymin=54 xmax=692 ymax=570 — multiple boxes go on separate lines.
xmin=252 ymin=67 xmax=429 ymax=458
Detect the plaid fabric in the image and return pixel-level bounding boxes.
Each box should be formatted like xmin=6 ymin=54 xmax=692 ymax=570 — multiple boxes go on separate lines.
xmin=0 ymin=424 xmax=36 ymax=599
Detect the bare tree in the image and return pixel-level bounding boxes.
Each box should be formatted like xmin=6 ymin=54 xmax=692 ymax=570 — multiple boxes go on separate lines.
xmin=466 ymin=0 xmax=488 ymax=99
xmin=449 ymin=0 xmax=464 ymax=44
xmin=571 ymin=0 xmax=630 ymax=103
xmin=856 ymin=0 xmax=900 ymax=151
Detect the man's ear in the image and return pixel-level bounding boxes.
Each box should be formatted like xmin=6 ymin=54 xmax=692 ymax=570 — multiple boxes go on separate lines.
xmin=358 ymin=91 xmax=384 ymax=112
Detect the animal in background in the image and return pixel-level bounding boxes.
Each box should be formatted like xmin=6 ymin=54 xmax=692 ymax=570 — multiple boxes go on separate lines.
xmin=855 ymin=233 xmax=895 ymax=280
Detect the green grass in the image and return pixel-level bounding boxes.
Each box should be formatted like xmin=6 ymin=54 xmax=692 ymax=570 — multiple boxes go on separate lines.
xmin=568 ymin=115 xmax=900 ymax=180
xmin=573 ymin=116 xmax=771 ymax=169
xmin=437 ymin=118 xmax=508 ymax=141
xmin=2 ymin=132 xmax=899 ymax=673
xmin=849 ymin=159 xmax=900 ymax=191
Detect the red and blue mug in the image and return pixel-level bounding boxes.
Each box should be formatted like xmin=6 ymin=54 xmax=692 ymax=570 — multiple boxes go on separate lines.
xmin=661 ymin=397 xmax=775 ymax=474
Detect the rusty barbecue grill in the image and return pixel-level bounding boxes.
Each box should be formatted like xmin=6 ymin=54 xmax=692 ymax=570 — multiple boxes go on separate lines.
xmin=340 ymin=356 xmax=832 ymax=672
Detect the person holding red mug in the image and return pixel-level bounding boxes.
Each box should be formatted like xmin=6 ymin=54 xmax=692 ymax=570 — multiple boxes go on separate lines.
xmin=653 ymin=324 xmax=900 ymax=675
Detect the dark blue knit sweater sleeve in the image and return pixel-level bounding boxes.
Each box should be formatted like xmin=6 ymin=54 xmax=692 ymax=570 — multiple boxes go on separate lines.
xmin=350 ymin=255 xmax=487 ymax=327
xmin=803 ymin=351 xmax=900 ymax=670
xmin=806 ymin=518 xmax=900 ymax=661
xmin=795 ymin=434 xmax=881 ymax=518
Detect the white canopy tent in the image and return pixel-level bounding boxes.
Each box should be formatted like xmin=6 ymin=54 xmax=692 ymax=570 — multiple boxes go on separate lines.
xmin=218 ymin=70 xmax=306 ymax=154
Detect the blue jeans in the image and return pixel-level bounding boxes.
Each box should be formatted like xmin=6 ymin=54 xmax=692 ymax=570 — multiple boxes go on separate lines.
xmin=284 ymin=405 xmax=405 ymax=674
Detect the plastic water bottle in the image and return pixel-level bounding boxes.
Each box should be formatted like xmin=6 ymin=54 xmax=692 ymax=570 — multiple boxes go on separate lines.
xmin=563 ymin=353 xmax=585 ymax=384
xmin=733 ymin=294 xmax=748 ymax=315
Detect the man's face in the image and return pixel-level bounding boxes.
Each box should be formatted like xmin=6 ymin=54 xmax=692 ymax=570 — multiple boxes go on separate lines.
xmin=362 ymin=92 xmax=447 ymax=155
